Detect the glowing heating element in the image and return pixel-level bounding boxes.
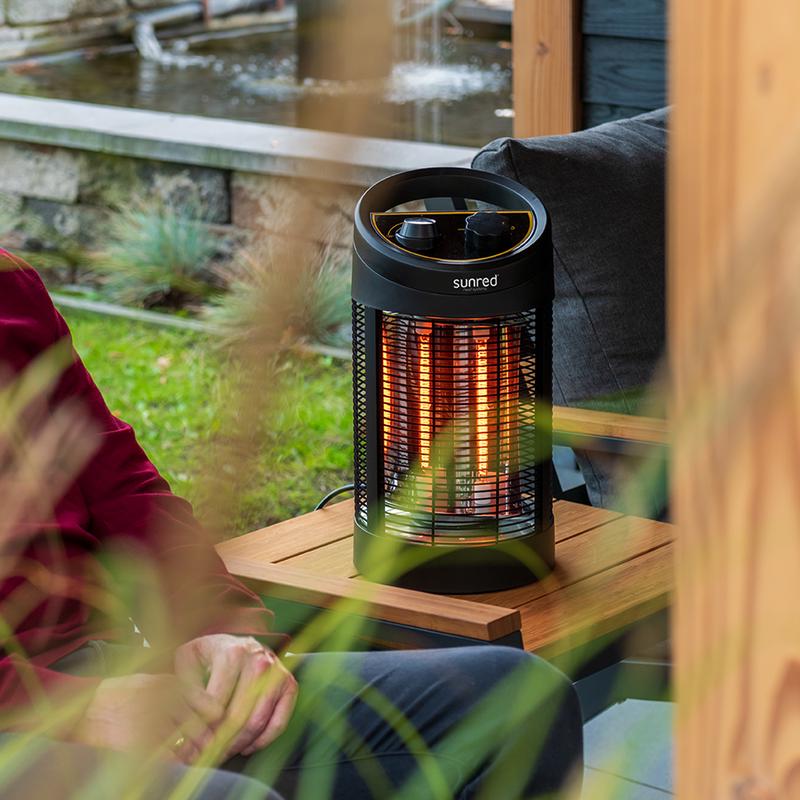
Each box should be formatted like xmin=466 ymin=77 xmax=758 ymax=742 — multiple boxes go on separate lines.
xmin=379 ymin=315 xmax=532 ymax=530
xmin=474 ymin=327 xmax=491 ymax=477
xmin=381 ymin=325 xmax=392 ymax=455
xmin=417 ymin=324 xmax=432 ymax=469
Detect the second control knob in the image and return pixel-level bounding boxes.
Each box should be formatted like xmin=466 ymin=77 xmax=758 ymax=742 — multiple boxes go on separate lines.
xmin=465 ymin=212 xmax=512 ymax=256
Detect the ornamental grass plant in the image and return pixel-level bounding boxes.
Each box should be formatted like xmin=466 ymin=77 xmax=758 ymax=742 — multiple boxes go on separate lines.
xmin=98 ymin=196 xmax=220 ymax=310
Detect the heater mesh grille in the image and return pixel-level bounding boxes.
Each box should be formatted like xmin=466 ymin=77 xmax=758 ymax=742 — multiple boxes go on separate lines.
xmin=353 ymin=302 xmax=547 ymax=546
xmin=353 ymin=302 xmax=370 ymax=521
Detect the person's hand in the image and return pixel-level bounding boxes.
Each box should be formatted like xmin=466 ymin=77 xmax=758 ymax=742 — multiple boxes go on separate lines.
xmin=73 ymin=673 xmax=224 ymax=763
xmin=174 ymin=634 xmax=298 ymax=758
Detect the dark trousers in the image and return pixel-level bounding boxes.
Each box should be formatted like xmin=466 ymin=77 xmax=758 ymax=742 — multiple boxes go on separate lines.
xmin=3 ymin=645 xmax=582 ymax=799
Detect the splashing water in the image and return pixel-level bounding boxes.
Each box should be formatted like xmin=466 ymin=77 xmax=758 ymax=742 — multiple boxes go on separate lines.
xmin=134 ymin=23 xmax=213 ymax=68
xmin=234 ymin=58 xmax=509 ymax=104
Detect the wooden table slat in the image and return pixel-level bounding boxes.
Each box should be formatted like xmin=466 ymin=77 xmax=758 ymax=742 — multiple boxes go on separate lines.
xmin=222 ymin=499 xmax=625 ymax=570
xmin=267 ymin=499 xmax=631 ymax=583
xmin=553 ymin=406 xmax=668 ymax=446
xmin=460 ymin=513 xmax=673 ymax=607
xmin=220 ymin=502 xmax=353 ymax=564
xmin=282 ymin=536 xmax=356 ymax=577
xmin=520 ymin=543 xmax=673 ymax=655
xmin=218 ymin=557 xmax=522 ymax=641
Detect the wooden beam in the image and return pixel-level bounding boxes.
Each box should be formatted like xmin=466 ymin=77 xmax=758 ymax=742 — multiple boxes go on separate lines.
xmin=513 ymin=0 xmax=581 ymax=137
xmin=670 ymin=0 xmax=800 ymax=796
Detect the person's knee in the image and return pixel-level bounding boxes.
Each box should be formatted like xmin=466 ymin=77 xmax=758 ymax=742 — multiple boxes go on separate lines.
xmin=441 ymin=646 xmax=578 ymax=720
xmin=439 ymin=648 xmax=582 ymax=793
xmin=457 ymin=646 xmax=571 ymax=693
xmin=481 ymin=648 xmax=583 ymax=783
xmin=501 ymin=647 xmax=574 ymax=698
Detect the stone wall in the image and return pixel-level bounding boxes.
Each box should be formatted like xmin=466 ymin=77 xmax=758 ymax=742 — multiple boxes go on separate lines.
xmin=0 ymin=139 xmax=362 ymax=266
xmin=0 ymin=1 xmax=204 ymax=60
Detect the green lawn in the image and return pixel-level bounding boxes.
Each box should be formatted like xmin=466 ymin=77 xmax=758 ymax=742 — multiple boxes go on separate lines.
xmin=63 ymin=309 xmax=353 ymax=534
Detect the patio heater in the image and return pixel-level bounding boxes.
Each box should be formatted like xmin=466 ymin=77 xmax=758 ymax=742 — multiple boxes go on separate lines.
xmin=351 ymin=167 xmax=555 ymax=593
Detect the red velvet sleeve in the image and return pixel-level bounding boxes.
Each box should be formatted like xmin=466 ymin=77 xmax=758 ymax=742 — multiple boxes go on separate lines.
xmin=0 ymin=253 xmax=282 ymax=651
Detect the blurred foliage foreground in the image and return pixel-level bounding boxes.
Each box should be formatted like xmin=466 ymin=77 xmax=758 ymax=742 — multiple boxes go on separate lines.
xmin=64 ymin=309 xmax=353 ymax=534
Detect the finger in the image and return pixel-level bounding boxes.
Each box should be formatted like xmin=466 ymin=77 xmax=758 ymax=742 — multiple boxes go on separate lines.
xmin=205 ymin=646 xmax=246 ymax=709
xmin=170 ymin=705 xmax=215 ymax=754
xmin=231 ymin=662 xmax=297 ymax=757
xmin=174 ymin=736 xmax=202 ymax=765
xmin=180 ymin=680 xmax=226 ymax=726
xmin=241 ymin=673 xmax=298 ymax=755
xmin=226 ymin=682 xmax=279 ymax=757
xmin=224 ymin=651 xmax=282 ymax=755
xmin=174 ymin=641 xmax=208 ymax=688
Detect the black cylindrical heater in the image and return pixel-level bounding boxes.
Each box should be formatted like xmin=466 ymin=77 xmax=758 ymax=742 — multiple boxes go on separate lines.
xmin=351 ymin=167 xmax=554 ymax=594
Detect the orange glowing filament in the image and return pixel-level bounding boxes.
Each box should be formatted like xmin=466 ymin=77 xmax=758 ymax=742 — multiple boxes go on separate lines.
xmin=475 ymin=328 xmax=490 ymax=477
xmin=418 ymin=324 xmax=432 ymax=469
xmin=381 ymin=325 xmax=392 ymax=454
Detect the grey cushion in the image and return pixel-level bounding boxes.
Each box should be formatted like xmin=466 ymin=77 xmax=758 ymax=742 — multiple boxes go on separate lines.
xmin=473 ymin=109 xmax=668 ymax=510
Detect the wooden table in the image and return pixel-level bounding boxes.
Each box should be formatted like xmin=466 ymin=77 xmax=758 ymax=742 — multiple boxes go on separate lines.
xmin=217 ymin=499 xmax=673 ymax=671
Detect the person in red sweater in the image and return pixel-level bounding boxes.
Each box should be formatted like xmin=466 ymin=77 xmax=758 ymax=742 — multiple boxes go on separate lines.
xmin=0 ymin=251 xmax=582 ymax=800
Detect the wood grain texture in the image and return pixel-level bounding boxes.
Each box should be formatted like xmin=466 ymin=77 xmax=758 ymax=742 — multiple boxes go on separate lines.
xmin=274 ymin=500 xmax=632 ymax=583
xmin=462 ymin=512 xmax=672 ymax=608
xmin=582 ymin=35 xmax=667 ymax=108
xmin=224 ymin=499 xmax=624 ymax=580
xmin=220 ymin=501 xmax=353 ymax=564
xmin=670 ymin=0 xmax=800 ymax=795
xmin=583 ymin=0 xmax=667 ymax=41
xmin=521 ymin=542 xmax=672 ymax=656
xmin=217 ymin=557 xmax=521 ymax=641
xmin=553 ymin=406 xmax=668 ymax=446
xmin=513 ymin=0 xmax=580 ymax=137
xmin=282 ymin=536 xmax=355 ymax=577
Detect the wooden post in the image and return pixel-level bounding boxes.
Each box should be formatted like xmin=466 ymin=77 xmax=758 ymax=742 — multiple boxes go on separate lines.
xmin=512 ymin=0 xmax=580 ymax=138
xmin=670 ymin=0 xmax=800 ymax=796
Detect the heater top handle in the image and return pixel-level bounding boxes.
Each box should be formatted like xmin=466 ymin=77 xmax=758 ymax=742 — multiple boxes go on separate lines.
xmin=356 ymin=166 xmax=546 ymax=224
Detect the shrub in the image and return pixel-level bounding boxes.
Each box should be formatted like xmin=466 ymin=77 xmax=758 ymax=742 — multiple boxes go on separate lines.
xmin=99 ymin=198 xmax=219 ymax=309
xmin=209 ymin=237 xmax=351 ymax=348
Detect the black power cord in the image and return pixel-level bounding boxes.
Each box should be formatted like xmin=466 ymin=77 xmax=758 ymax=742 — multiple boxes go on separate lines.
xmin=314 ymin=483 xmax=355 ymax=511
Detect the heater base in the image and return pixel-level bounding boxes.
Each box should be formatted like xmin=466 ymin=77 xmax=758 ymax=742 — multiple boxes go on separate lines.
xmin=353 ymin=521 xmax=555 ymax=594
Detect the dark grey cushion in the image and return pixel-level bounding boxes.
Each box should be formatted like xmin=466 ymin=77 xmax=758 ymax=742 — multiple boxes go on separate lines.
xmin=473 ymin=109 xmax=667 ymax=510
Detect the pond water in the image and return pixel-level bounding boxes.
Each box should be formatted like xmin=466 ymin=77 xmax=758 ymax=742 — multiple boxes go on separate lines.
xmin=0 ymin=28 xmax=513 ymax=148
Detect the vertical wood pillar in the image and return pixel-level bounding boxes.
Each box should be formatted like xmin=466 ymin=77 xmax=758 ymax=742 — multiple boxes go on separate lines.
xmin=512 ymin=0 xmax=581 ymax=138
xmin=670 ymin=0 xmax=800 ymax=796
